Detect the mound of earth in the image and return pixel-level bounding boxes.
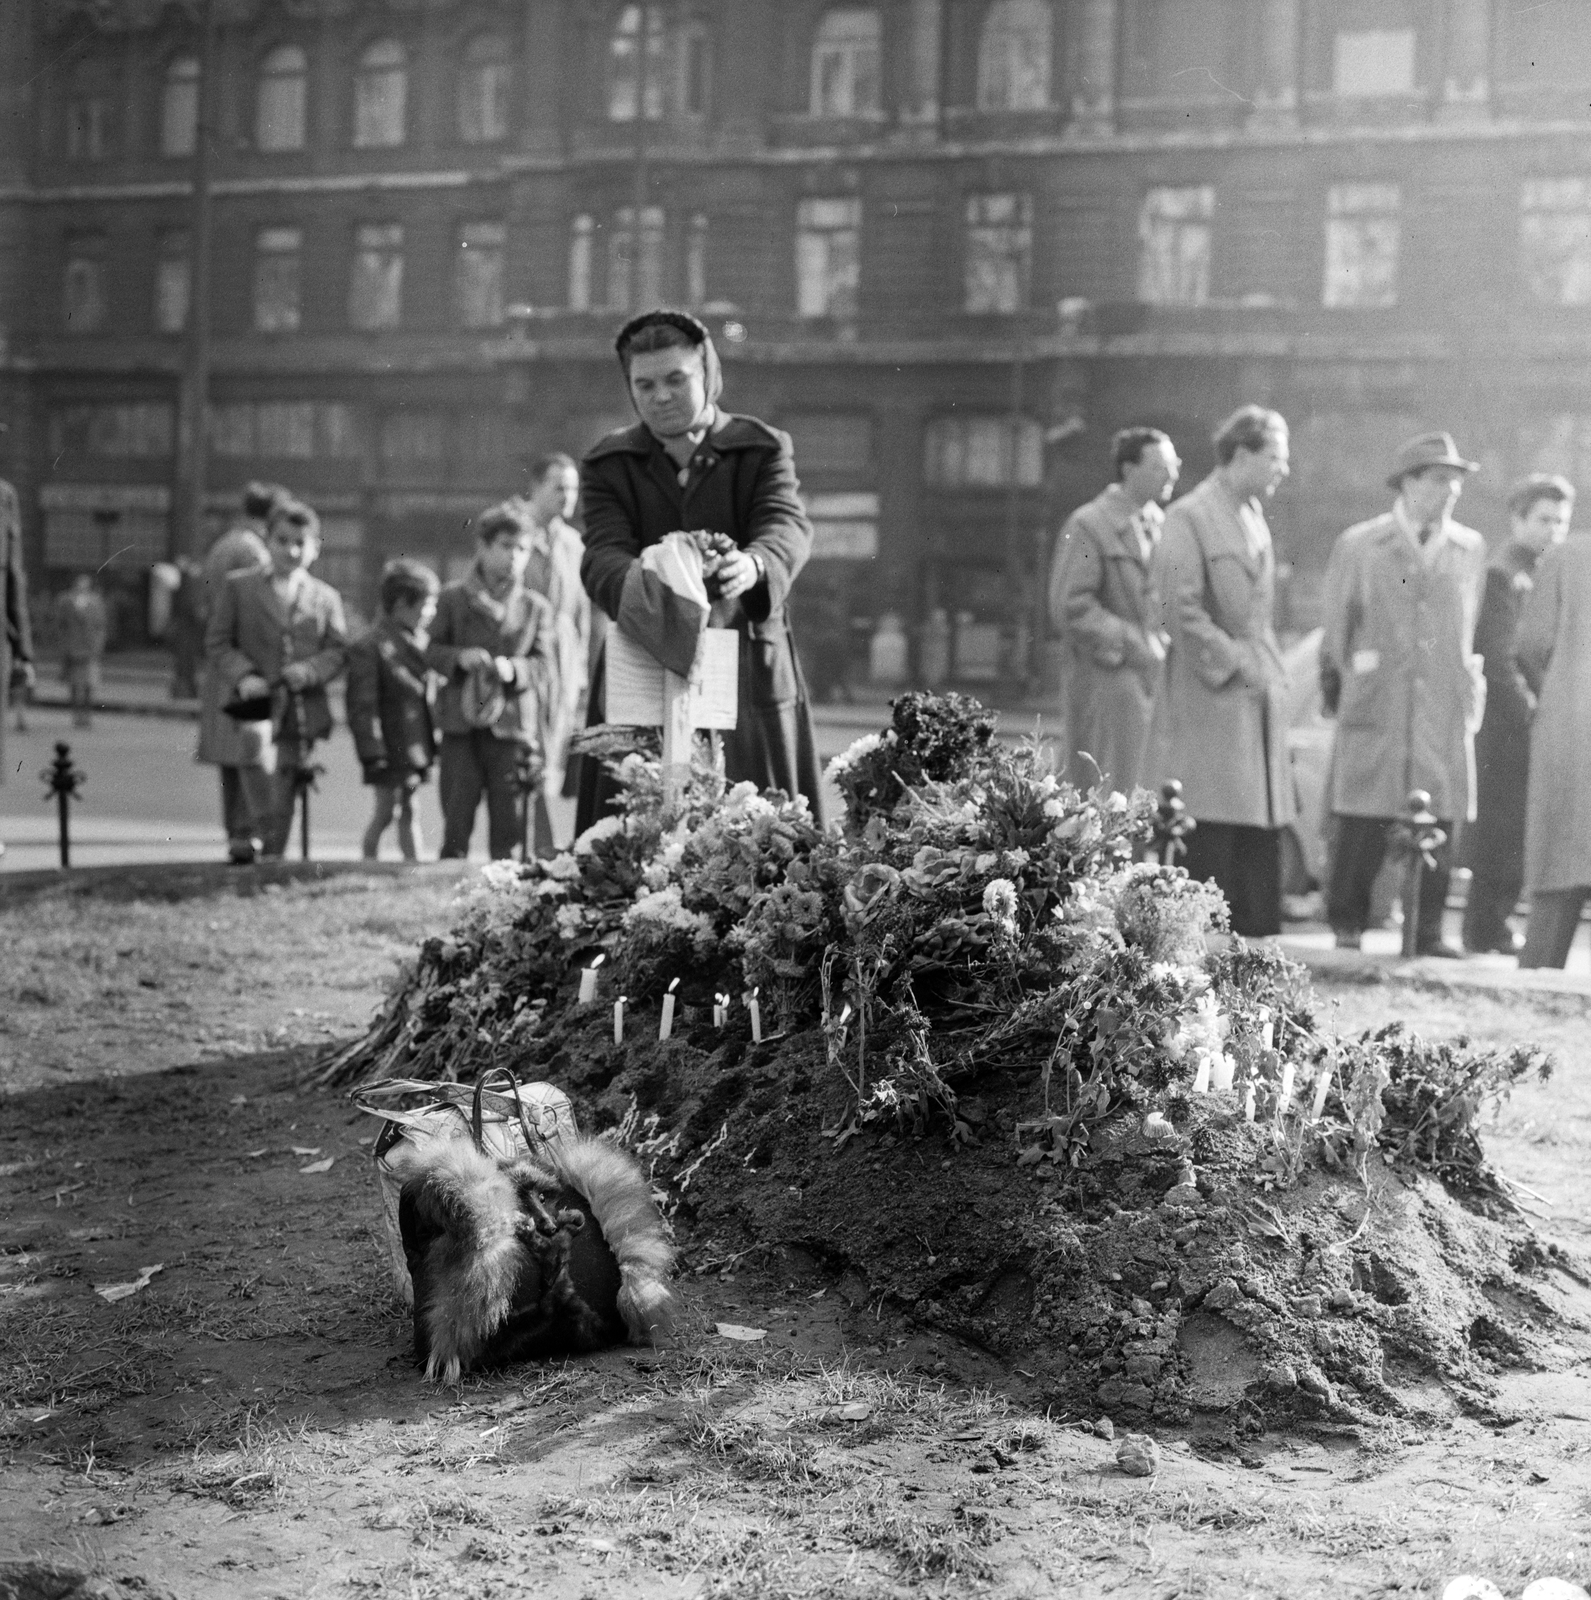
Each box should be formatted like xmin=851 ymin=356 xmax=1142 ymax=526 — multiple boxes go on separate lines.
xmin=503 ymin=1003 xmax=1591 ymax=1432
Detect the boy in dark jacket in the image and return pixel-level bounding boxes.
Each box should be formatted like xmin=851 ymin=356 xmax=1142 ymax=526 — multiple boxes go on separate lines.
xmin=348 ymin=559 xmax=440 ymax=861
xmin=426 ymin=504 xmax=554 ymax=860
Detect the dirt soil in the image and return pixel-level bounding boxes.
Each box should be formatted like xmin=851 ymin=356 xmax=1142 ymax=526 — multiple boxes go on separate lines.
xmin=4 ymin=872 xmax=1591 ymax=1600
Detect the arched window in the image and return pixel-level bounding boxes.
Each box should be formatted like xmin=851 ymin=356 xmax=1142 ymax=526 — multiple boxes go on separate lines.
xmin=810 ymin=8 xmax=881 ymax=118
xmin=977 ymin=0 xmax=1051 ymax=112
xmin=353 ymin=39 xmax=407 ymax=149
xmin=568 ymin=214 xmax=594 ymax=311
xmin=257 ymin=45 xmax=307 ymax=151
xmin=458 ymin=34 xmax=511 ymax=143
xmin=67 ymin=61 xmax=114 ymax=161
xmin=161 ymin=55 xmax=199 ymax=157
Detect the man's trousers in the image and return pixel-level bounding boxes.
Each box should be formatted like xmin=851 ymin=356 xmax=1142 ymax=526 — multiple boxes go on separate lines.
xmin=439 ymin=731 xmax=527 ymax=860
xmin=1327 ymin=812 xmax=1452 ymax=948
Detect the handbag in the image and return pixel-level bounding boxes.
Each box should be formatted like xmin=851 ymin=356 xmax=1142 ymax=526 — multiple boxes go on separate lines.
xmin=352 ymin=1069 xmax=578 ymax=1306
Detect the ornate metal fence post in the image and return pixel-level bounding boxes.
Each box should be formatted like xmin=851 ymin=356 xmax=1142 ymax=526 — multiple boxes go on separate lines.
xmin=41 ymin=741 xmax=85 ymax=868
xmin=1390 ymin=789 xmax=1447 ymax=958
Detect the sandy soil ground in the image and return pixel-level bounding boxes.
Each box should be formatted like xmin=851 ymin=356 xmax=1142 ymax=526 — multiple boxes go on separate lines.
xmin=2 ymin=872 xmax=1589 ymax=1599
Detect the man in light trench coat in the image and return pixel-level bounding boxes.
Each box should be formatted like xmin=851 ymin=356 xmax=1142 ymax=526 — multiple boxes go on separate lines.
xmin=1048 ymin=426 xmax=1179 ymax=793
xmin=1319 ymin=432 xmax=1488 ymax=957
xmin=1152 ymin=405 xmax=1295 ymax=937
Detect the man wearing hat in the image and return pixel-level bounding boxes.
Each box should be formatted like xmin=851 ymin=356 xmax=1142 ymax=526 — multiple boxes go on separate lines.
xmin=576 ymin=308 xmax=824 ymax=831
xmin=426 ymin=502 xmax=554 ymax=860
xmin=1318 ymin=432 xmax=1489 ymax=955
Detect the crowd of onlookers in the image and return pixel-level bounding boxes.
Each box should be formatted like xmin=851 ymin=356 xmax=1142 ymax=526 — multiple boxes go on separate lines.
xmin=1050 ymin=408 xmax=1591 ymax=969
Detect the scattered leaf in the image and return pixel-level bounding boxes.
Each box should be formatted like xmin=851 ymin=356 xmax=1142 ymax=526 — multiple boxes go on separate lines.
xmin=290 ymin=1145 xmax=321 ymax=1157
xmin=94 ymin=1263 xmax=164 ymax=1303
xmin=837 ymin=1401 xmax=872 ymax=1422
xmin=715 ymin=1323 xmax=767 ymax=1342
xmin=300 ymin=1157 xmax=335 ymax=1174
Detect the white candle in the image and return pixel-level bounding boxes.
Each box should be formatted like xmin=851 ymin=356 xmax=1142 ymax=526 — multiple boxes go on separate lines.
xmin=660 ymin=978 xmax=680 ymax=1041
xmin=1211 ymin=1052 xmax=1235 ymax=1092
xmin=1258 ymin=1006 xmax=1274 ymax=1052
xmin=613 ymin=995 xmax=626 ymax=1045
xmin=1191 ymin=1053 xmax=1212 ymax=1094
xmin=1277 ymin=1061 xmax=1295 ymax=1120
xmin=1311 ymin=1062 xmax=1333 ymax=1121
xmin=747 ymin=988 xmax=762 ymax=1043
xmin=578 ymin=953 xmax=606 ymax=1006
xmin=1243 ymin=1081 xmax=1256 ymax=1123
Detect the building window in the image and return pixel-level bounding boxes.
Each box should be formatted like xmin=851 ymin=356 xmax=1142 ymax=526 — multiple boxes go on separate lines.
xmin=50 ymin=403 xmax=174 ymax=458
xmin=66 ymin=66 xmax=112 ymax=162
xmin=209 ymin=401 xmax=364 ymax=459
xmin=350 ymin=223 xmax=404 ymax=329
xmin=1137 ymin=185 xmax=1214 ymax=307
xmin=253 ymin=226 xmax=302 ymax=332
xmin=353 ymin=39 xmax=407 ymax=149
xmin=796 ymin=196 xmax=861 ymax=318
xmin=458 ymin=35 xmax=511 ymax=143
xmin=686 ymin=212 xmax=709 ymax=306
xmin=924 ymin=415 xmax=1043 ymax=488
xmin=977 ymin=0 xmax=1051 ymax=112
xmin=569 ymin=214 xmax=595 ymax=311
xmin=63 ymin=234 xmax=107 ymax=333
xmin=456 ymin=220 xmax=505 ymax=329
xmin=608 ymin=6 xmax=711 ymax=122
xmin=810 ymin=8 xmax=882 ymax=118
xmin=154 ymin=228 xmax=190 ymax=334
xmin=1332 ymin=29 xmax=1416 ymax=97
xmin=257 ymin=45 xmax=308 ymax=151
xmin=965 ymin=193 xmax=1031 ymax=314
xmin=1324 ymin=182 xmax=1400 ymax=308
xmin=607 ymin=206 xmax=665 ymax=310
xmin=161 ymin=55 xmax=199 ymax=157
xmin=1521 ymin=178 xmax=1591 ymax=307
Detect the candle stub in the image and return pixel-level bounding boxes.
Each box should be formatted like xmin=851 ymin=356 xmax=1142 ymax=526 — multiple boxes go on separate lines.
xmin=613 ymin=995 xmax=626 ymax=1046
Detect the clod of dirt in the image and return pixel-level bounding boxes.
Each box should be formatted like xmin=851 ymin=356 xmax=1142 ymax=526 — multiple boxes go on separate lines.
xmin=1115 ymin=1434 xmax=1162 ymax=1476
xmin=1092 ymin=1417 xmax=1115 ymax=1440
xmin=0 ymin=1561 xmax=178 ymax=1600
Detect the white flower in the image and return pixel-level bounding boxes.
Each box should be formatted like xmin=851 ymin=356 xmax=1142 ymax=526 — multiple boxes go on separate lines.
xmin=542 ymin=852 xmax=581 ymax=882
xmin=825 ymin=732 xmax=881 ymax=783
xmin=982 ymin=877 xmax=1018 ymax=922
xmin=573 ymin=815 xmax=625 ymax=855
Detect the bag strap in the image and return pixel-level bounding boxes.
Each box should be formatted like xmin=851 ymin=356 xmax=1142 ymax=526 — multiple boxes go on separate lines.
xmin=470 ymin=1067 xmax=544 ymax=1156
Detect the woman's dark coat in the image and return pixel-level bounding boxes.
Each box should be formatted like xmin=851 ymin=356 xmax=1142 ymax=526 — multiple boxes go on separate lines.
xmin=575 ymin=413 xmax=825 ymax=831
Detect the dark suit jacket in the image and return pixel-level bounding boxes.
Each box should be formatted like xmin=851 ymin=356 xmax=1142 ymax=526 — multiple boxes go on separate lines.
xmin=205 ymin=568 xmax=349 ymax=746
xmin=425 ymin=568 xmax=554 ymax=744
xmin=576 ymin=413 xmax=823 ymax=825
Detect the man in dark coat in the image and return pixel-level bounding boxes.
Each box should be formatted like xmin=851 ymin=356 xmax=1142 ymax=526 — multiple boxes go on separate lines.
xmin=1461 ymin=473 xmax=1574 ymax=954
xmin=577 ymin=309 xmax=823 ymax=833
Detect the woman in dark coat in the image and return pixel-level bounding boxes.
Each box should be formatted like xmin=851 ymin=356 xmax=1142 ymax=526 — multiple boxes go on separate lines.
xmin=576 ymin=309 xmax=824 ymax=831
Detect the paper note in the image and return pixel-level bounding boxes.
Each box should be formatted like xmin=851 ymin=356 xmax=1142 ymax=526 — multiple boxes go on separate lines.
xmin=607 ymin=627 xmax=738 ymax=732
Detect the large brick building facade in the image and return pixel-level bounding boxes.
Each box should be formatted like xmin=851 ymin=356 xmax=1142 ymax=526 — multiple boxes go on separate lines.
xmin=5 ymin=0 xmax=1591 ymax=693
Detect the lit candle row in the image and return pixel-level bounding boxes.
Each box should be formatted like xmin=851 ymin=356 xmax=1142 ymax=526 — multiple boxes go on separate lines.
xmin=592 ymin=966 xmax=761 ymax=1043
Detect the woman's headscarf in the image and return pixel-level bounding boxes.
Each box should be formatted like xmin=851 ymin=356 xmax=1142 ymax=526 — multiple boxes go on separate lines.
xmin=613 ymin=308 xmax=723 ymax=406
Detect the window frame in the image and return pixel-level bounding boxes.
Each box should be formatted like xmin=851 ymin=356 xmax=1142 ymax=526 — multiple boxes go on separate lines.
xmin=253 ymin=224 xmax=304 ymax=334
xmin=795 ymin=195 xmax=862 ymax=319
xmin=809 ymin=7 xmax=883 ymax=120
xmin=63 ymin=232 xmax=109 ymax=334
xmin=160 ymin=54 xmax=200 ymax=159
xmin=455 ymin=218 xmax=507 ymax=329
xmin=963 ymin=191 xmax=1033 ymax=314
xmin=1136 ymin=184 xmax=1216 ymax=308
xmin=976 ymin=0 xmax=1052 ymax=114
xmin=1520 ymin=177 xmax=1591 ymax=308
xmin=256 ymin=43 xmax=309 ymax=153
xmin=349 ymin=221 xmax=405 ymax=331
xmin=154 ymin=227 xmax=191 ymax=335
xmin=352 ymin=37 xmax=408 ymax=150
xmin=1322 ymin=181 xmax=1401 ymax=310
xmin=457 ymin=33 xmax=512 ymax=144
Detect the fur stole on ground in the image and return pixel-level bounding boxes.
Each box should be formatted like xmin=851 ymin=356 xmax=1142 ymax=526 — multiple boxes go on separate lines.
xmin=389 ymin=1134 xmax=675 ymax=1384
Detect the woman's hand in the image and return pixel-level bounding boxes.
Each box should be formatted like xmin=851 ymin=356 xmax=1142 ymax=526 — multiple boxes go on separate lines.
xmin=713 ymin=549 xmax=761 ymax=601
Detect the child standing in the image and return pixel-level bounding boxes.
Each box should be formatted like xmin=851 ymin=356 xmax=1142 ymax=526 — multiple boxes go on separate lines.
xmin=347 ymin=559 xmax=440 ymax=861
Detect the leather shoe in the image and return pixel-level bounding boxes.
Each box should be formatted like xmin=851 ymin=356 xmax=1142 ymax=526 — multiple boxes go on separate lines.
xmin=1416 ymin=941 xmax=1466 ymax=960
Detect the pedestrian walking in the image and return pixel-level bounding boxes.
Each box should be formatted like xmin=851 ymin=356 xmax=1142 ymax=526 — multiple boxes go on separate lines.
xmin=515 ymin=453 xmax=590 ymax=856
xmin=347 ymin=558 xmax=439 ymax=862
xmin=205 ymin=498 xmax=348 ymax=861
xmin=1319 ymin=432 xmax=1487 ymax=957
xmin=196 ymin=482 xmax=278 ymax=861
xmin=1515 ymin=530 xmax=1591 ymax=968
xmin=53 ymin=574 xmax=109 ymax=728
xmin=426 ymin=503 xmax=555 ymax=861
xmin=1049 ymin=426 xmax=1179 ymax=793
xmin=1152 ymin=405 xmax=1294 ymax=937
xmin=577 ymin=308 xmax=825 ymax=833
xmin=1461 ymin=474 xmax=1574 ymax=955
